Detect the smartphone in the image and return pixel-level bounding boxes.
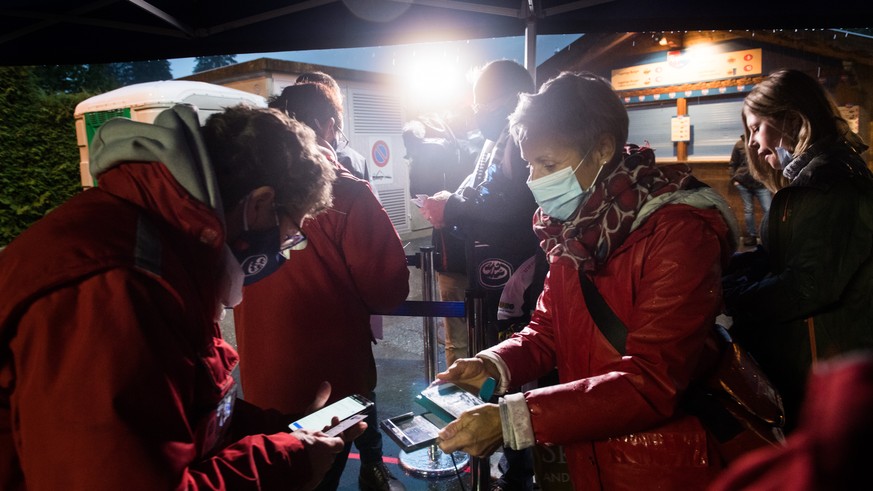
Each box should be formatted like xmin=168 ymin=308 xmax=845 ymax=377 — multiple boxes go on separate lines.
xmin=410 ymin=194 xmax=428 ymax=208
xmin=380 ymin=412 xmax=443 ymax=452
xmin=289 ymin=394 xmax=373 ymax=436
xmin=416 ymin=382 xmax=485 ymax=423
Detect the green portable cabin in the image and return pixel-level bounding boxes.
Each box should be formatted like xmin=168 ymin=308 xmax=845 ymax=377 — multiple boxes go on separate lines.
xmin=74 ymin=80 xmax=266 ymax=188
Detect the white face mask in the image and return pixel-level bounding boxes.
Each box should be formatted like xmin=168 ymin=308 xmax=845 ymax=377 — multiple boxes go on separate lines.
xmin=527 ymin=151 xmax=592 ymax=221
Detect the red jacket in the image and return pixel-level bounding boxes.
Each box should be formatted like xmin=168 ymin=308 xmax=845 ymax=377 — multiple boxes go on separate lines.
xmin=234 ymin=166 xmax=409 ymax=414
xmin=709 ymin=353 xmax=873 ymax=491
xmin=0 ymin=162 xmax=313 ymax=490
xmin=490 ymin=204 xmax=732 ymax=490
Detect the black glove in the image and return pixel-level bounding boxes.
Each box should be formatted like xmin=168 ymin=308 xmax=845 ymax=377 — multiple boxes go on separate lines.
xmin=724 ymin=244 xmax=769 ymax=280
xmin=496 ymin=315 xmax=530 ymax=342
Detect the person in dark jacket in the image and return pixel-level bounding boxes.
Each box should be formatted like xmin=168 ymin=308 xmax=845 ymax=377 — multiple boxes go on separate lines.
xmin=419 ymin=60 xmax=542 ymax=491
xmin=0 ymin=104 xmax=359 ymax=490
xmin=402 ymin=111 xmax=479 ymax=370
xmin=419 ymin=59 xmax=541 ymax=366
xmin=723 ymin=68 xmax=873 ymax=432
xmin=729 ymin=134 xmax=772 ymax=246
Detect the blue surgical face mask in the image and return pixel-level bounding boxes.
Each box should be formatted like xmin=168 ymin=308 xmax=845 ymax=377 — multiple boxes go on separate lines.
xmin=774 ymin=121 xmax=794 ymax=169
xmin=230 ymin=197 xmax=286 ymax=286
xmin=527 ymin=152 xmax=592 ymax=222
xmin=775 ymin=145 xmax=793 ymax=170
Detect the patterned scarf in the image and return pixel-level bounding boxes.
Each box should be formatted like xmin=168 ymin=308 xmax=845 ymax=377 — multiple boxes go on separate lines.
xmin=533 ymin=145 xmax=694 ymax=272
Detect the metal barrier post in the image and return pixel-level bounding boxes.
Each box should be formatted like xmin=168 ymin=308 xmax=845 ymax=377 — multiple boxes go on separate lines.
xmin=398 ymin=246 xmax=470 ymax=478
xmin=466 ymin=289 xmax=486 ymax=359
xmin=420 ymin=246 xmax=439 ymax=381
xmin=465 ymin=289 xmax=490 ymax=491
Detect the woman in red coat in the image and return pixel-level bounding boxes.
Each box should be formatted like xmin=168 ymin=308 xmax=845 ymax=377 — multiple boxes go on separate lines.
xmin=436 ymin=72 xmax=738 ymax=490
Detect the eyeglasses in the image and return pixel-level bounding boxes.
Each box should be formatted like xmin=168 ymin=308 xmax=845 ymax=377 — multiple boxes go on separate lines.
xmin=274 ymin=203 xmax=308 ymax=258
xmin=279 ymin=225 xmax=307 ymax=260
xmin=335 ymin=126 xmax=350 ymax=152
xmin=280 ymin=225 xmax=307 ymax=252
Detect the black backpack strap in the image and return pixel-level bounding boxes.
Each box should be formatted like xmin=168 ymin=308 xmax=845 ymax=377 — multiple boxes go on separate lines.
xmin=363 ymin=157 xmax=371 ymax=182
xmin=578 ymin=270 xmax=627 ymax=355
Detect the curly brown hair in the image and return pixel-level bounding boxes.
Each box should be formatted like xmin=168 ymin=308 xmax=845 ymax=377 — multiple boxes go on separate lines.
xmin=202 ymin=105 xmax=335 ymax=221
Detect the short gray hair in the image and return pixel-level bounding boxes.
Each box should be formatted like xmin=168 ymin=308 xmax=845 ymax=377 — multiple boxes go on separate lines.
xmin=509 ymin=71 xmax=627 ymax=161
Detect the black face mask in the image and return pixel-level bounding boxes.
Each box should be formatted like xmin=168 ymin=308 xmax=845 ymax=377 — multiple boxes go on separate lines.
xmin=474 ymin=108 xmax=509 ymax=142
xmin=230 ymin=225 xmax=286 ymax=286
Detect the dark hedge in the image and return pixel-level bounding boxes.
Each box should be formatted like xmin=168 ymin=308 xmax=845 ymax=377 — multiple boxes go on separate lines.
xmin=0 ymin=66 xmax=88 ymax=247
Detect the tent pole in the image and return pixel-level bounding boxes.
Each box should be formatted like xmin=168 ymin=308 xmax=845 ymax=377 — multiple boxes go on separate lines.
xmin=524 ymin=2 xmax=537 ymax=85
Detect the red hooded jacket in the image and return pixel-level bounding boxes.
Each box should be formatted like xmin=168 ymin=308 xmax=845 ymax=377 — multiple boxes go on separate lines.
xmin=233 ymin=162 xmax=409 ymax=415
xmin=491 ymin=203 xmax=733 ymax=490
xmin=0 ymin=158 xmax=315 ymax=490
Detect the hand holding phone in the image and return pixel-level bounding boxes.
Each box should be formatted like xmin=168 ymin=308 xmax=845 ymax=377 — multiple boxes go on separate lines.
xmin=290 ymin=430 xmax=347 ymax=491
xmin=417 ymin=382 xmax=486 ymax=423
xmin=411 ymin=194 xmax=428 ymax=208
xmin=289 ymin=394 xmax=373 ymax=437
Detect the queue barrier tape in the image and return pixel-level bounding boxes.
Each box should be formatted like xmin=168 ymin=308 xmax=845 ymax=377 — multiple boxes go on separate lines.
xmin=379 ymin=300 xmax=465 ymax=318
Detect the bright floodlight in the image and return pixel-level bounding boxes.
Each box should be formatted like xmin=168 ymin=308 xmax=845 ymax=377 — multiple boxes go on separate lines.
xmin=400 ymin=57 xmax=466 ymax=112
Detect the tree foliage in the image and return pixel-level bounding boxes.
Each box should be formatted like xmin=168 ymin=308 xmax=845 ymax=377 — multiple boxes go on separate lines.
xmin=33 ymin=64 xmax=119 ymax=94
xmin=193 ymin=55 xmax=237 ymax=73
xmin=30 ymin=60 xmax=172 ymax=95
xmin=0 ymin=66 xmax=86 ymax=246
xmin=0 ymin=58 xmax=181 ymax=247
xmin=114 ymin=59 xmax=173 ymax=86
xmin=0 ymin=58 xmax=177 ymax=247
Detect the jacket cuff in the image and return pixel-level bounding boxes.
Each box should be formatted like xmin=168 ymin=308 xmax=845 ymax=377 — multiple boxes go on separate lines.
xmin=499 ymin=392 xmax=535 ymax=450
xmin=442 ymin=192 xmax=466 ymax=227
xmin=476 ymin=351 xmax=510 ymax=395
xmin=229 ymin=398 xmax=294 ymax=440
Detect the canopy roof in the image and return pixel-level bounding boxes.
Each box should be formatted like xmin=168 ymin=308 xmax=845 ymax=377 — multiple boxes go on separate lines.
xmin=3 ymin=1 xmax=872 ymax=66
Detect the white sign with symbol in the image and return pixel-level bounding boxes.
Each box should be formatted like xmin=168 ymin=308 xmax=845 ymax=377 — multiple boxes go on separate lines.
xmin=369 ymin=138 xmax=394 ymax=184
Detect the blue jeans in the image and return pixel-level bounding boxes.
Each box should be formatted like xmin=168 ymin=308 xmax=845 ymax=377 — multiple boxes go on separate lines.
xmin=736 ymin=184 xmax=772 ymax=237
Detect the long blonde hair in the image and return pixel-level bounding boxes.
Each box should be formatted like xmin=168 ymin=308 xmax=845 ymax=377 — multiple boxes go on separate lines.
xmin=742 ymin=69 xmax=865 ymax=192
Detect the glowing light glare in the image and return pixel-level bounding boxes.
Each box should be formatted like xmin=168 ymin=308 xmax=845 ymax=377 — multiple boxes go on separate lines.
xmin=401 ymin=59 xmax=465 ymax=109
xmin=683 ymin=44 xmax=718 ymax=64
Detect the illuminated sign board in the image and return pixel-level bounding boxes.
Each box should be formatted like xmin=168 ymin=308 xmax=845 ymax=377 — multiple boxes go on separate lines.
xmin=612 ymin=48 xmax=762 ymax=91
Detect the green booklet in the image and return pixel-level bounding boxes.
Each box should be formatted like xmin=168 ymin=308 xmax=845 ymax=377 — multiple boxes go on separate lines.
xmin=416 ymin=383 xmax=487 ymax=423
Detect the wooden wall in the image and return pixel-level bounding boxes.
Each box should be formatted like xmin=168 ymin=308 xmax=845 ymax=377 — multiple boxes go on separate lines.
xmin=687 ymin=162 xmax=766 ymax=241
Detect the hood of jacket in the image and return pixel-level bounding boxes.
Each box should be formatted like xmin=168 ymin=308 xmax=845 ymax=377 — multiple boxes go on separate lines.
xmin=89 ymin=104 xmax=243 ymax=308
xmin=90 ymin=104 xmax=226 ymax=221
xmin=632 ymin=186 xmax=740 ymax=251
